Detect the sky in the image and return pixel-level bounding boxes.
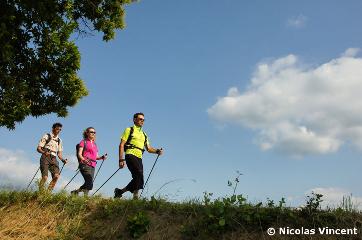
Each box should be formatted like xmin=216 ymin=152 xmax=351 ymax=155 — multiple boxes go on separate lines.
xmin=1 ymin=0 xmax=362 ymax=209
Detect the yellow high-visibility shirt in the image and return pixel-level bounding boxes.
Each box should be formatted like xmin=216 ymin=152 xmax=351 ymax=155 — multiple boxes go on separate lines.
xmin=121 ymin=124 xmax=149 ymax=159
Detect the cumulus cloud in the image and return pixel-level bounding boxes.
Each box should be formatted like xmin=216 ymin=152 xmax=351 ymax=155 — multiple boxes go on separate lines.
xmin=0 ymin=148 xmax=81 ymax=192
xmin=0 ymin=148 xmax=38 ymax=188
xmin=207 ymin=48 xmax=362 ymax=158
xmin=287 ymin=15 xmax=308 ymax=28
xmin=305 ymin=187 xmax=362 ymax=210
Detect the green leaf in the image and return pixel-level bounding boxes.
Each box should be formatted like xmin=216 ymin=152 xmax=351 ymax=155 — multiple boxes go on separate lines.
xmin=219 ymin=206 xmax=224 ymax=214
xmin=219 ymin=219 xmax=225 ymax=226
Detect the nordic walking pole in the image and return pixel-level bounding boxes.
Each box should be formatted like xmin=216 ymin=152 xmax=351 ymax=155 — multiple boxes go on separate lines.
xmin=93 ymin=154 xmax=107 ymax=182
xmin=59 ymin=162 xmax=66 ymax=175
xmin=58 ymin=152 xmax=73 ymax=176
xmin=27 ymin=167 xmax=40 ymax=190
xmin=140 ymin=148 xmax=162 ymax=197
xmin=63 ymin=169 xmax=80 ymax=190
xmin=91 ymin=168 xmax=120 ymax=197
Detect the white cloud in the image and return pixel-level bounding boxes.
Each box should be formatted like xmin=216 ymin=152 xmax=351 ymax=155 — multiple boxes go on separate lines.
xmin=0 ymin=148 xmax=38 ymax=187
xmin=341 ymin=47 xmax=361 ymax=58
xmin=0 ymin=148 xmax=81 ymax=192
xmin=305 ymin=187 xmax=362 ymax=210
xmin=207 ymin=49 xmax=362 ymax=158
xmin=287 ymin=15 xmax=308 ymax=28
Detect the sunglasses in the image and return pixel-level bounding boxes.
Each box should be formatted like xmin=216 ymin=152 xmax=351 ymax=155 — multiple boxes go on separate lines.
xmin=138 ymin=118 xmax=145 ymax=121
xmin=89 ymin=131 xmax=96 ymax=134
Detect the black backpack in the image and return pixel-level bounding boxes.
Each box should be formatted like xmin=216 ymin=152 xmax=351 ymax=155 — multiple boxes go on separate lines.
xmin=124 ymin=127 xmax=148 ymax=154
xmin=76 ymin=140 xmax=87 ymax=163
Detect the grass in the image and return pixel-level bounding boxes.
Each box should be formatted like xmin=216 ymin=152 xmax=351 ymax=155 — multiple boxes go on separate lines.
xmin=1 ymin=173 xmax=362 ymax=239
xmin=0 ymin=187 xmax=362 ymax=239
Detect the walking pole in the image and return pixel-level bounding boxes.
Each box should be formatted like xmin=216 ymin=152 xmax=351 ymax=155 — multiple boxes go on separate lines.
xmin=140 ymin=149 xmax=162 ymax=197
xmin=58 ymin=152 xmax=73 ymax=176
xmin=26 ymin=167 xmax=40 ymax=190
xmin=63 ymin=169 xmax=80 ymax=190
xmin=93 ymin=154 xmax=107 ymax=182
xmin=91 ymin=168 xmax=120 ymax=197
xmin=59 ymin=162 xmax=66 ymax=175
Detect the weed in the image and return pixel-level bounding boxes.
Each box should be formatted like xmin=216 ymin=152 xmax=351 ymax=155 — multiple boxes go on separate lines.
xmin=337 ymin=194 xmax=361 ymax=214
xmin=180 ymin=224 xmax=198 ymax=238
xmin=202 ymin=171 xmax=246 ymax=236
xmin=300 ymin=192 xmax=322 ymax=219
xmin=227 ymin=170 xmax=243 ymax=196
xmin=126 ymin=212 xmax=150 ymax=238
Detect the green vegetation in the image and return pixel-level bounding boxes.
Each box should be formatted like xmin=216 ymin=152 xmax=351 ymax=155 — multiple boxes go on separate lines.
xmin=1 ymin=0 xmax=138 ymax=130
xmin=1 ymin=175 xmax=361 ymax=239
xmin=127 ymin=212 xmax=150 ymax=238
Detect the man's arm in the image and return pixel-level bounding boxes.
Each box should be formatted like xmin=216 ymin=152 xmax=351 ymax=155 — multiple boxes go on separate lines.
xmin=37 ymin=145 xmax=50 ymax=156
xmin=146 ymin=144 xmax=163 ymax=155
xmin=57 ymin=151 xmax=67 ymax=165
xmin=37 ymin=135 xmax=50 ymax=155
xmin=119 ymin=140 xmax=126 ymax=169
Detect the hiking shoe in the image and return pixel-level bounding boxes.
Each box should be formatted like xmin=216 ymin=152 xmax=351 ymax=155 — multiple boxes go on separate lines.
xmin=71 ymin=190 xmax=78 ymax=195
xmin=114 ymin=188 xmax=123 ymax=198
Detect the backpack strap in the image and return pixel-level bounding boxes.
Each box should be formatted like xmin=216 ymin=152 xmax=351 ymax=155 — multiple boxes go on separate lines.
xmin=42 ymin=134 xmax=60 ymax=154
xmin=83 ymin=140 xmax=96 ymax=162
xmin=45 ymin=133 xmax=61 ymax=146
xmin=124 ymin=127 xmax=134 ymax=149
xmin=124 ymin=127 xmax=147 ymax=154
xmin=77 ymin=140 xmax=97 ymax=164
xmin=83 ymin=140 xmax=87 ymax=156
xmin=46 ymin=133 xmax=51 ymax=145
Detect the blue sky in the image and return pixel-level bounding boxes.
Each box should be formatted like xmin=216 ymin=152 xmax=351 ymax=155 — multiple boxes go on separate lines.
xmin=1 ymin=0 xmax=362 ymax=209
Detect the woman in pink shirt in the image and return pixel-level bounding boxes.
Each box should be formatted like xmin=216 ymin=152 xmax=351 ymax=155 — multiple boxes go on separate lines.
xmin=71 ymin=127 xmax=107 ymax=196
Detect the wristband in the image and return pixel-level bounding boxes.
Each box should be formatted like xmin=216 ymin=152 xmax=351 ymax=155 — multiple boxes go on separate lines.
xmin=102 ymin=155 xmax=105 ymax=160
xmin=119 ymin=159 xmax=124 ymax=163
xmin=156 ymin=149 xmax=160 ymax=154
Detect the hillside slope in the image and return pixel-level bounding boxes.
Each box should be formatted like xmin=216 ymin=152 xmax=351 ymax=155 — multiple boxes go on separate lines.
xmin=1 ymin=190 xmax=361 ymax=239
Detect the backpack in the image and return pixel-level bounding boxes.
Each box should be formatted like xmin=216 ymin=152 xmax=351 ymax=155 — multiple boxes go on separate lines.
xmin=76 ymin=140 xmax=87 ymax=163
xmin=124 ymin=127 xmax=148 ymax=154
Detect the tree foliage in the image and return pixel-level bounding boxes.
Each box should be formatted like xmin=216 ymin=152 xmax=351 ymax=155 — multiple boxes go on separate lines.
xmin=0 ymin=0 xmax=138 ymax=130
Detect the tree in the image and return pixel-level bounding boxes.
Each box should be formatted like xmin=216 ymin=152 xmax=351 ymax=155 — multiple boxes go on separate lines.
xmin=0 ymin=0 xmax=138 ymax=130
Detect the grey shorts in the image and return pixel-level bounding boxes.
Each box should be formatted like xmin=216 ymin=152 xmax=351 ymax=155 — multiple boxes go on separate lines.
xmin=40 ymin=154 xmax=59 ymax=178
xmin=79 ymin=163 xmax=95 ymax=190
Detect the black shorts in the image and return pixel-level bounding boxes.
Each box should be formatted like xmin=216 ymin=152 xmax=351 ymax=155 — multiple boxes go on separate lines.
xmin=125 ymin=154 xmax=144 ymax=192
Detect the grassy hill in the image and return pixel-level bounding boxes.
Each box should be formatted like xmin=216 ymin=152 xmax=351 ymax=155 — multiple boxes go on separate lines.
xmin=1 ymin=188 xmax=362 ymax=239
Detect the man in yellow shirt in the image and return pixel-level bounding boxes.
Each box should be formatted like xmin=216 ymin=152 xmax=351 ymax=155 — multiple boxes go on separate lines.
xmin=115 ymin=113 xmax=163 ymax=199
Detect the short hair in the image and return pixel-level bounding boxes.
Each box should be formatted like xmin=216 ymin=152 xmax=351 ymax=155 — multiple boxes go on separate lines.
xmin=52 ymin=123 xmax=62 ymax=129
xmin=133 ymin=113 xmax=144 ymax=123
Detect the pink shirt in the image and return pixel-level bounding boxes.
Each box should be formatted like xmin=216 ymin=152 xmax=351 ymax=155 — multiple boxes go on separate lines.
xmin=79 ymin=139 xmax=98 ymax=167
